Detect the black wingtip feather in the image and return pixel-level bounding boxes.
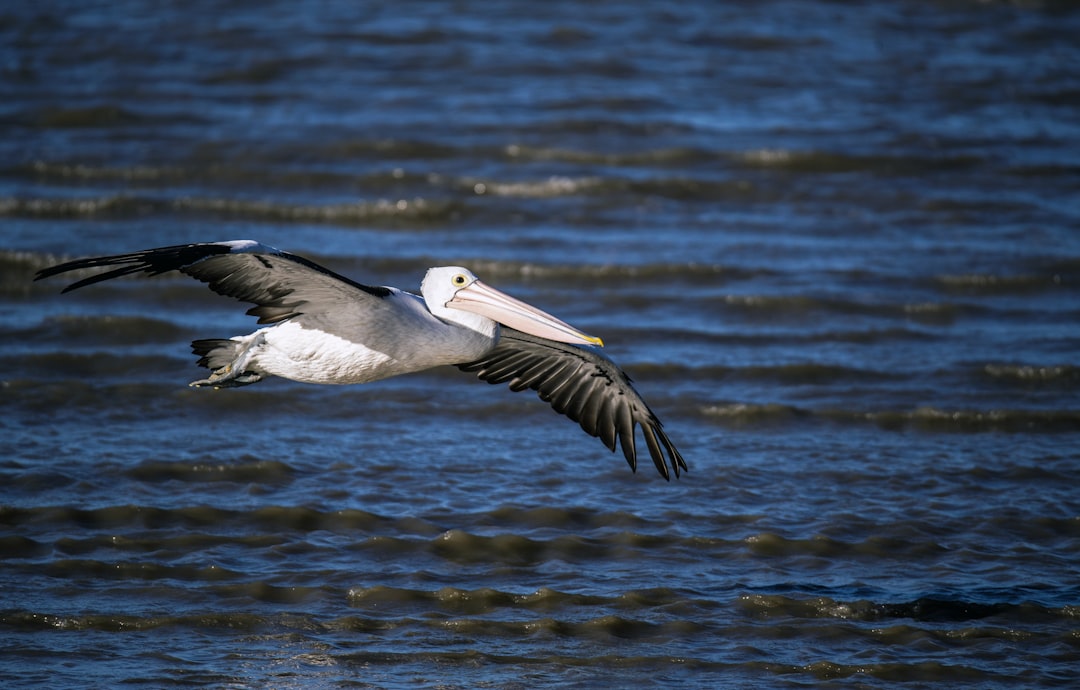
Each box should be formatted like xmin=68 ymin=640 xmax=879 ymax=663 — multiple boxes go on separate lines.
xmin=641 ymin=425 xmax=670 ymax=481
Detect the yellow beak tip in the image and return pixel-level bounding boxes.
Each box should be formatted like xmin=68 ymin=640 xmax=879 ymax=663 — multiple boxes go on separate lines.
xmin=587 ymin=335 xmax=604 ymax=347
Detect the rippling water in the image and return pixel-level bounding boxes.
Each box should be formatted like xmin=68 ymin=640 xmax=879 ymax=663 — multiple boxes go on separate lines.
xmin=3 ymin=1 xmax=1079 ymax=687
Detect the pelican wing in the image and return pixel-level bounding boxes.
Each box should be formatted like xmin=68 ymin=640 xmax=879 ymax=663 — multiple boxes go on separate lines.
xmin=458 ymin=328 xmax=686 ymax=480
xmin=33 ymin=240 xmax=392 ymax=324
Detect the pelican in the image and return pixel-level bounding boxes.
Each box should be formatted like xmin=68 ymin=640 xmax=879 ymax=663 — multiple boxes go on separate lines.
xmin=35 ymin=240 xmax=686 ymax=479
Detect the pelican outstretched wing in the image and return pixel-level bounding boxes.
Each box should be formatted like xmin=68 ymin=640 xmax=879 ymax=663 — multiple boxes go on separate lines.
xmin=458 ymin=328 xmax=686 ymax=480
xmin=34 ymin=240 xmax=392 ymax=325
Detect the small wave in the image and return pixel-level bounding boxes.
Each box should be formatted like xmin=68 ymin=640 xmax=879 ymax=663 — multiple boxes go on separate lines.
xmin=347 ymin=584 xmax=686 ymax=617
xmin=743 ymin=532 xmax=950 ymax=560
xmin=721 ymin=363 xmax=897 ymax=385
xmin=39 ymin=558 xmax=243 ymax=582
xmin=851 ymin=407 xmax=1080 ymax=433
xmin=702 ymin=403 xmax=811 ymax=427
xmin=15 ymin=314 xmax=190 ymax=345
xmin=716 ymin=293 xmax=964 ymax=324
xmin=0 ymin=194 xmax=169 ymax=218
xmin=176 ymin=196 xmax=463 ymax=226
xmin=482 ymin=504 xmax=652 ymax=531
xmin=982 ymin=363 xmax=1077 ymax=385
xmin=735 ymin=148 xmax=983 ymax=176
xmin=0 ymin=610 xmax=267 ymax=633
xmin=25 ymin=159 xmax=184 ymax=182
xmin=430 ymin=529 xmax=568 ymax=565
xmin=935 ymin=273 xmax=1064 ymax=295
xmin=31 ymin=105 xmax=147 ymax=129
xmin=436 ymin=613 xmax=680 ymax=640
xmin=0 ymin=194 xmax=464 ymax=227
xmin=0 ymin=535 xmax=49 ymax=559
xmin=125 ymin=456 xmax=295 ymax=485
xmin=8 ymin=351 xmax=186 ymax=382
xmin=0 ymin=503 xmax=436 ymax=537
xmin=350 ymin=528 xmax=719 ymax=567
xmin=504 ymin=141 xmax=708 ymax=163
xmin=703 ymin=404 xmax=1080 ymax=433
xmin=19 ymin=158 xmax=413 ymax=191
xmin=459 ymin=258 xmax=760 ymax=284
xmin=738 ymin=593 xmax=1069 ymax=624
xmin=465 ymin=175 xmax=604 ymax=198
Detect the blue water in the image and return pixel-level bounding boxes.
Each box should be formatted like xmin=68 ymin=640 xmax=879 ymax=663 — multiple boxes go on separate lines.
xmin=2 ymin=1 xmax=1079 ymax=687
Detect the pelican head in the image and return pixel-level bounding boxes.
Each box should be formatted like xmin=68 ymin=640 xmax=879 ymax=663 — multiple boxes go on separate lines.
xmin=421 ymin=266 xmax=603 ymax=347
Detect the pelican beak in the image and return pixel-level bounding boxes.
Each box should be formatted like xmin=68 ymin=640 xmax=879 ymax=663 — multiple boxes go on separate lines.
xmin=447 ymin=280 xmax=604 ymax=347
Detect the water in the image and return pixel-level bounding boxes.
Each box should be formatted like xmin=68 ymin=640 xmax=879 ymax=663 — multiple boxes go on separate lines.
xmin=2 ymin=1 xmax=1079 ymax=687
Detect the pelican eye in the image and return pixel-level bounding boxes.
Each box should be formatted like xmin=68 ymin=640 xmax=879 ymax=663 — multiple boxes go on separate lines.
xmin=451 ymin=273 xmax=469 ymax=287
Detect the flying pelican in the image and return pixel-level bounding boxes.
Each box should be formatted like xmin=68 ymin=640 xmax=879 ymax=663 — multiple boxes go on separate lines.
xmin=35 ymin=240 xmax=686 ymax=479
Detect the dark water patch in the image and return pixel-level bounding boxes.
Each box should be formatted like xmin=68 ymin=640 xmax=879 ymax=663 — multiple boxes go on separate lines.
xmin=641 ymin=362 xmax=901 ymax=386
xmin=733 ymin=148 xmax=985 ymax=176
xmin=453 ymin=257 xmax=766 ymax=286
xmin=713 ymin=293 xmax=969 ymax=326
xmin=851 ymin=407 xmax=1080 ymax=434
xmin=335 ymin=649 xmax=719 ymax=671
xmin=0 ymin=536 xmax=49 ymax=559
xmin=19 ymin=159 xmax=187 ymax=183
xmin=529 ymin=116 xmax=692 ymax=139
xmin=679 ymin=326 xmax=937 ymax=348
xmin=739 ymin=594 xmax=1074 ymax=625
xmin=501 ymin=143 xmax=713 ymax=167
xmin=125 ymin=456 xmax=295 ymax=486
xmin=703 ymin=404 xmax=1080 ymax=433
xmin=0 ymin=194 xmax=466 ymax=228
xmin=743 ymin=532 xmax=948 ymax=560
xmin=6 ymin=351 xmax=192 ymax=381
xmin=0 ymin=503 xmax=444 ymax=542
xmin=200 ymin=56 xmax=313 ymax=86
xmin=0 ymin=504 xmax=235 ymax=531
xmin=29 ymin=105 xmax=147 ymax=129
xmin=0 ymin=610 xmax=269 ymax=633
xmin=331 ymin=649 xmax=1003 ymax=685
xmin=934 ymin=272 xmax=1068 ymax=295
xmin=39 ymin=558 xmax=242 ymax=582
xmin=433 ymin=613 xmax=686 ymax=641
xmin=173 ymin=195 xmax=464 ymax=228
xmin=430 ymin=529 xmax=586 ymax=566
xmin=918 ymin=195 xmax=1053 ymax=222
xmin=305 ymin=137 xmax=465 ymax=162
xmin=0 ymin=194 xmax=171 ymax=219
xmin=769 ymin=659 xmax=997 ymax=685
xmin=480 ymin=504 xmax=653 ymax=532
xmin=211 ymin=582 xmax=322 ymax=605
xmin=1038 ymin=254 xmax=1080 ymax=278
xmin=13 ymin=315 xmax=190 ymax=346
xmin=624 ymin=177 xmax=760 ymax=203
xmin=13 ymin=158 xmax=358 ymax=195
xmin=351 ymin=529 xmax=731 ymax=568
xmin=52 ymin=532 xmax=284 ymax=557
xmin=0 ymin=379 xmax=190 ymax=418
xmin=349 ymin=584 xmax=614 ymax=617
xmin=1026 ymin=516 xmax=1080 ymax=540
xmin=1 ymin=469 xmax=76 ymax=494
xmin=246 ymin=505 xmax=436 ymax=535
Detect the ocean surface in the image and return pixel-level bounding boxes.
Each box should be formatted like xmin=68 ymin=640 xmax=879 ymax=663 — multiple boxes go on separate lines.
xmin=2 ymin=1 xmax=1079 ymax=687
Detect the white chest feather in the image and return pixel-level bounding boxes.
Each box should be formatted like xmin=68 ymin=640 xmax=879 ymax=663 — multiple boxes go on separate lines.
xmin=244 ymin=318 xmax=493 ymax=385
